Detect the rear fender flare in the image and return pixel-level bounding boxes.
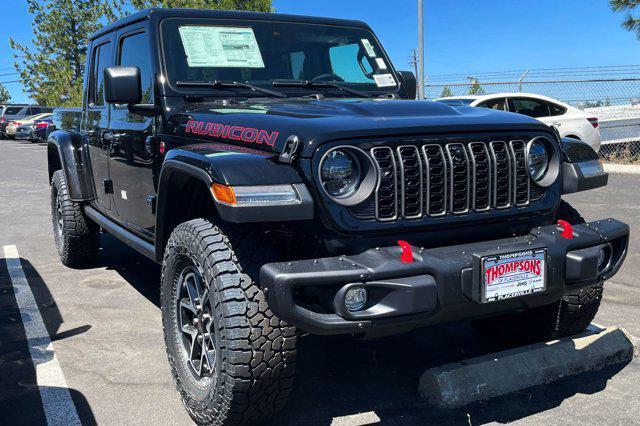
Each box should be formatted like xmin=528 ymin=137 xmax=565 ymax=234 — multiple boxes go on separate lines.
xmin=47 ymin=130 xmax=95 ymax=201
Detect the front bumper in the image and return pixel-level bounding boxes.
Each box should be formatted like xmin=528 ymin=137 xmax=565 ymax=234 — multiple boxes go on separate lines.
xmin=261 ymin=218 xmax=629 ymax=335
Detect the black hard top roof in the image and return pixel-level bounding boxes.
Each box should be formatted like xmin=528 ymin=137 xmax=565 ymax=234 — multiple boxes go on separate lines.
xmin=91 ymin=8 xmax=371 ymax=40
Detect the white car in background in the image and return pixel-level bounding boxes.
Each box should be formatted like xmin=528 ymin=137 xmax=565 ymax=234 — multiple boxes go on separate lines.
xmin=435 ymin=93 xmax=602 ymax=151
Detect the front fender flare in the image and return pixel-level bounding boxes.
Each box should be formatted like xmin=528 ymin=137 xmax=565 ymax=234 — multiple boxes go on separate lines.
xmin=155 ymin=152 xmax=314 ymax=262
xmin=560 ymin=136 xmax=608 ymax=194
xmin=47 ymin=130 xmax=95 ymax=201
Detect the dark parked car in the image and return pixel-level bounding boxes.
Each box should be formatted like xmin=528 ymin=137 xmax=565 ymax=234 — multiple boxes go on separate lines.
xmin=47 ymin=9 xmax=629 ymax=425
xmin=0 ymin=105 xmax=54 ymax=138
xmin=13 ymin=123 xmax=35 ymax=141
xmin=33 ymin=118 xmax=53 ymax=143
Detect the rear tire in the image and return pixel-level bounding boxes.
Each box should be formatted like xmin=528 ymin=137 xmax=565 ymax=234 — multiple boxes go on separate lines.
xmin=161 ymin=219 xmax=297 ymax=425
xmin=50 ymin=170 xmax=100 ymax=267
xmin=473 ymin=200 xmax=602 ymax=344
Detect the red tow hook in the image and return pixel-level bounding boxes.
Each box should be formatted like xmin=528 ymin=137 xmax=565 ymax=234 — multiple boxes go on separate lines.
xmin=557 ymin=220 xmax=574 ymax=239
xmin=397 ymin=240 xmax=414 ymax=263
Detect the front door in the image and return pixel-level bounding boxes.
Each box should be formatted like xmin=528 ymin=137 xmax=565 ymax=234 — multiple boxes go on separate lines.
xmin=108 ymin=27 xmax=156 ymax=238
xmin=85 ymin=37 xmax=114 ymax=212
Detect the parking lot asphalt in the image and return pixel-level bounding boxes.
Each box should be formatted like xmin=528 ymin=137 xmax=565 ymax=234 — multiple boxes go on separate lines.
xmin=0 ymin=140 xmax=638 ymax=425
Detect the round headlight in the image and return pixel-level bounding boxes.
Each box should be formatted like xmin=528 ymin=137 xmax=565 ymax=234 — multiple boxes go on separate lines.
xmin=320 ymin=150 xmax=361 ymax=198
xmin=527 ymin=140 xmax=550 ymax=181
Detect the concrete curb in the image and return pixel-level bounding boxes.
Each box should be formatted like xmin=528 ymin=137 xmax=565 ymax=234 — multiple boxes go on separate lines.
xmin=418 ymin=326 xmax=638 ymax=409
xmin=604 ymin=163 xmax=640 ymax=174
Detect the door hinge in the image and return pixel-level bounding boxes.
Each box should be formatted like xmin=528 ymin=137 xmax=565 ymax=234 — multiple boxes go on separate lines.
xmin=278 ymin=135 xmax=301 ymax=164
xmin=103 ymin=179 xmax=114 ymax=195
xmin=146 ymin=195 xmax=157 ymax=214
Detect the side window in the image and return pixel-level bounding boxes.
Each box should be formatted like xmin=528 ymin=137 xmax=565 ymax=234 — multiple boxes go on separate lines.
xmin=329 ymin=43 xmax=373 ymax=83
xmin=510 ymin=98 xmax=550 ymax=118
xmin=478 ymin=98 xmax=507 ymax=111
xmin=548 ymin=102 xmax=567 ymax=116
xmin=25 ymin=107 xmax=35 ymax=115
xmin=90 ymin=42 xmax=113 ymax=107
xmin=119 ymin=31 xmax=153 ymax=103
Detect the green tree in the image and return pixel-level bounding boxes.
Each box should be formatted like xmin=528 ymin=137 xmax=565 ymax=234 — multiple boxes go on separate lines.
xmin=467 ymin=78 xmax=485 ymax=95
xmin=0 ymin=84 xmax=11 ymax=104
xmin=128 ymin=0 xmax=271 ymax=11
xmin=10 ymin=0 xmax=119 ymax=107
xmin=440 ymin=86 xmax=453 ymax=98
xmin=611 ymin=0 xmax=640 ymax=39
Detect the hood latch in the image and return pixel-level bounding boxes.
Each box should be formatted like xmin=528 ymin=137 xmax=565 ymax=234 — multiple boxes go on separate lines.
xmin=279 ymin=135 xmax=301 ymax=164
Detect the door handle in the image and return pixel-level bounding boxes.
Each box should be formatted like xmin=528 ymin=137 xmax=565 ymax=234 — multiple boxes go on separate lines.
xmin=552 ymin=122 xmax=562 ymax=127
xmin=103 ymin=131 xmax=125 ymax=142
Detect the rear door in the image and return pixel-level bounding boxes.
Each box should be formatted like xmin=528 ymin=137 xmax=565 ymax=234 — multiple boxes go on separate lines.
xmin=108 ymin=25 xmax=156 ymax=238
xmin=507 ymin=97 xmax=552 ymax=124
xmin=84 ymin=34 xmax=115 ymax=212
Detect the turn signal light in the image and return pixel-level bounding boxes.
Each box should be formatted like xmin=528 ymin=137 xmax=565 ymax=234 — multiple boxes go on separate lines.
xmin=211 ymin=184 xmax=237 ymax=205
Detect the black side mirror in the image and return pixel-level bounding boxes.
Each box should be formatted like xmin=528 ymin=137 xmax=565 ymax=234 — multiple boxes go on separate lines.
xmin=104 ymin=66 xmax=142 ymax=105
xmin=398 ymin=71 xmax=417 ymax=100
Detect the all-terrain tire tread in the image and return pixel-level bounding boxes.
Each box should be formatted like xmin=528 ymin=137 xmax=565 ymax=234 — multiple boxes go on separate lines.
xmin=51 ymin=170 xmax=99 ymax=267
xmin=161 ymin=219 xmax=296 ymax=426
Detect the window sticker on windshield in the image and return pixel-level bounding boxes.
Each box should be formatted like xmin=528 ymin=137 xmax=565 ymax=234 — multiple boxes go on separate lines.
xmin=374 ymin=73 xmax=396 ymax=87
xmin=178 ymin=26 xmax=265 ymax=68
xmin=361 ymin=39 xmax=377 ymax=57
xmin=375 ymin=58 xmax=388 ymax=70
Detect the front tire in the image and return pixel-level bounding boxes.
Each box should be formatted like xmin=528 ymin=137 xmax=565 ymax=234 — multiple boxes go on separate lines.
xmin=473 ymin=200 xmax=603 ymax=343
xmin=50 ymin=170 xmax=100 ymax=267
xmin=161 ymin=219 xmax=297 ymax=425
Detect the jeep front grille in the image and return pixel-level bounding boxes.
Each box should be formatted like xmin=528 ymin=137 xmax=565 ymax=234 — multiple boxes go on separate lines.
xmin=366 ymin=139 xmax=535 ymax=221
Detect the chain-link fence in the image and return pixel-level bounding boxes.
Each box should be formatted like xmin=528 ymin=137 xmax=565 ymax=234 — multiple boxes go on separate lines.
xmin=425 ymin=66 xmax=640 ymax=164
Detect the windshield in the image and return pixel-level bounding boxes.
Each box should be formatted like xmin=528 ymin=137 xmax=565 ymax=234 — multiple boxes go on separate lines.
xmin=161 ymin=18 xmax=399 ymax=96
xmin=436 ymin=99 xmax=475 ymax=106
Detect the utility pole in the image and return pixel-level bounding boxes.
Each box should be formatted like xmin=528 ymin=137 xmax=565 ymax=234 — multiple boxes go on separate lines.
xmin=418 ymin=0 xmax=424 ymax=99
xmin=409 ymin=49 xmax=419 ymax=89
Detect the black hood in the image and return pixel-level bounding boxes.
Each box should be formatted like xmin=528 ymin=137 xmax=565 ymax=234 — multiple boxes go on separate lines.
xmin=169 ymin=98 xmax=551 ymax=157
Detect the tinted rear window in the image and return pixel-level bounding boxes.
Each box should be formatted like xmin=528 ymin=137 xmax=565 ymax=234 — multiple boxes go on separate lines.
xmin=4 ymin=107 xmax=23 ymax=115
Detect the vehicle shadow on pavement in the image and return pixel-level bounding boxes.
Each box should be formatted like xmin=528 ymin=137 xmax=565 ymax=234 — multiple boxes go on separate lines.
xmin=0 ymin=257 xmax=97 ymax=424
xmin=270 ymin=327 xmax=630 ymax=425
xmin=94 ymin=234 xmax=162 ymax=307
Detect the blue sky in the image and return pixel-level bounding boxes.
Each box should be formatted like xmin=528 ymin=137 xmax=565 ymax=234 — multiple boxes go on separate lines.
xmin=2 ymin=0 xmax=640 ymax=103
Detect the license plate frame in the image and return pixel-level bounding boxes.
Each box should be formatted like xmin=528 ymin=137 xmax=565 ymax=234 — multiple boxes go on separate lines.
xmin=481 ymin=248 xmax=547 ymax=303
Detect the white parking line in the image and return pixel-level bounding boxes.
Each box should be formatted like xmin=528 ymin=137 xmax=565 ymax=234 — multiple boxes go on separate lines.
xmin=3 ymin=245 xmax=81 ymax=425
xmin=331 ymin=411 xmax=381 ymax=425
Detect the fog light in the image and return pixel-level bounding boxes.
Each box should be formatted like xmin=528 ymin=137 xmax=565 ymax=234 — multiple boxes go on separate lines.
xmin=598 ymin=246 xmax=610 ymax=272
xmin=344 ymin=286 xmax=368 ymax=312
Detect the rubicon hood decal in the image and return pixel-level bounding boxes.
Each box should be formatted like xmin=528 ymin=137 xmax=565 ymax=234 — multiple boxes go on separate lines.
xmin=184 ymin=119 xmax=280 ymax=147
xmin=171 ymin=98 xmax=550 ymax=157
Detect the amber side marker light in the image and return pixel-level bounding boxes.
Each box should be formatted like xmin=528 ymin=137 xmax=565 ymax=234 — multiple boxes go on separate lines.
xmin=211 ymin=183 xmax=237 ymax=205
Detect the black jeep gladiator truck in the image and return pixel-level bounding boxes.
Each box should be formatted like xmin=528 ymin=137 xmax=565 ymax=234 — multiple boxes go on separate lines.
xmin=47 ymin=8 xmax=629 ymax=425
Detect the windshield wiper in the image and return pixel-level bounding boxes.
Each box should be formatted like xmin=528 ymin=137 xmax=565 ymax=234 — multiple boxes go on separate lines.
xmin=176 ymin=80 xmax=287 ymax=98
xmin=272 ymin=79 xmax=372 ymax=98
